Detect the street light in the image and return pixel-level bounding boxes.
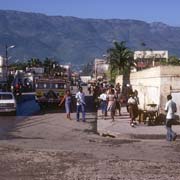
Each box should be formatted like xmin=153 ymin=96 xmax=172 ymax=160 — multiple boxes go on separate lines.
xmin=5 ymin=44 xmax=15 ymax=80
xmin=6 ymin=45 xmax=15 ymax=60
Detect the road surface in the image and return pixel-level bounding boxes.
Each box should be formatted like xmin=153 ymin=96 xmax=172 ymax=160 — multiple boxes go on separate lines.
xmin=0 ymin=93 xmax=180 ymax=179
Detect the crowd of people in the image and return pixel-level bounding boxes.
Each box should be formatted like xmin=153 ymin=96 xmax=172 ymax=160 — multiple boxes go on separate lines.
xmin=58 ymin=82 xmax=178 ymax=141
xmin=95 ymin=83 xmax=139 ymax=127
xmin=59 ymin=81 xmax=140 ymax=127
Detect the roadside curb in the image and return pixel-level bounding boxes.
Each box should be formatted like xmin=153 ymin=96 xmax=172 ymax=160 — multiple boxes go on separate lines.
xmin=97 ymin=130 xmax=167 ymax=140
xmin=97 ymin=109 xmax=180 ymax=140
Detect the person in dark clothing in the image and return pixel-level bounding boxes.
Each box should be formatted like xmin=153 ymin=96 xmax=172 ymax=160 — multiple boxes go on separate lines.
xmin=165 ymin=94 xmax=177 ymax=141
xmin=128 ymin=93 xmax=138 ymax=127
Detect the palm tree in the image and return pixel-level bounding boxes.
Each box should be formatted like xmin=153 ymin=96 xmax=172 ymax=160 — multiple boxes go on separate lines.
xmin=107 ymin=41 xmax=135 ymax=92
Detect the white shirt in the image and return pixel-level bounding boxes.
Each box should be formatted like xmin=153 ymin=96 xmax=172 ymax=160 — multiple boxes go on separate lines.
xmin=75 ymin=91 xmax=85 ymax=105
xmin=165 ymin=99 xmax=177 ymax=119
xmin=128 ymin=97 xmax=137 ymax=105
xmin=98 ymin=93 xmax=107 ymax=101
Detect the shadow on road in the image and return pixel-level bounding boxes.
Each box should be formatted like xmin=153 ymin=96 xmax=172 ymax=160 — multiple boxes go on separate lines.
xmin=0 ymin=134 xmax=44 ymax=140
xmin=0 ymin=94 xmax=98 ymax=141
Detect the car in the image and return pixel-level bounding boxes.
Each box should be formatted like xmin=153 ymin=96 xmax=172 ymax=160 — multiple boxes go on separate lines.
xmin=0 ymin=92 xmax=17 ymax=115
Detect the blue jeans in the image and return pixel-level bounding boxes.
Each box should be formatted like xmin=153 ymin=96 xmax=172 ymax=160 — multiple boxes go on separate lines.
xmin=76 ymin=104 xmax=85 ymax=121
xmin=100 ymin=101 xmax=107 ymax=114
xmin=166 ymin=119 xmax=176 ymax=141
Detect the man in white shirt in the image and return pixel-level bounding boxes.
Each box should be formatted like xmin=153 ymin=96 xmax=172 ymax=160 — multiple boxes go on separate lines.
xmin=98 ymin=89 xmax=107 ymax=117
xmin=165 ymin=94 xmax=177 ymax=141
xmin=75 ymin=87 xmax=86 ymax=122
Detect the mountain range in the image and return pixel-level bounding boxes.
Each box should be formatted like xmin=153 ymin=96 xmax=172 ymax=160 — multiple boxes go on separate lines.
xmin=0 ymin=10 xmax=180 ymax=66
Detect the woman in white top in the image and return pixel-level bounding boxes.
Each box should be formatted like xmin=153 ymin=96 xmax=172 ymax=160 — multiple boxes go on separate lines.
xmin=107 ymin=87 xmax=116 ymax=121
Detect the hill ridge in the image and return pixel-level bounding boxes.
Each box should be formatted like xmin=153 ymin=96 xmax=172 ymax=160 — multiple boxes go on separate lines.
xmin=0 ymin=9 xmax=180 ymax=65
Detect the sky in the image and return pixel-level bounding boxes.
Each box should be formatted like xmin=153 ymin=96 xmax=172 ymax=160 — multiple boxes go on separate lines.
xmin=0 ymin=0 xmax=180 ymax=26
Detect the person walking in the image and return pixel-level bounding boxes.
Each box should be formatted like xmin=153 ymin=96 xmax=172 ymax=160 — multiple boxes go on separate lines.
xmin=75 ymin=87 xmax=86 ymax=122
xmin=128 ymin=93 xmax=138 ymax=127
xmin=107 ymin=86 xmax=116 ymax=121
xmin=115 ymin=88 xmax=122 ymax=116
xmin=165 ymin=94 xmax=177 ymax=141
xmin=125 ymin=84 xmax=133 ymax=112
xmin=59 ymin=90 xmax=72 ymax=120
xmin=98 ymin=88 xmax=107 ymax=118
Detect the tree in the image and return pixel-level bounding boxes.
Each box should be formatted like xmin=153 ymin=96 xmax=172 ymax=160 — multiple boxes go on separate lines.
xmin=10 ymin=61 xmax=27 ymax=70
xmin=43 ymin=58 xmax=58 ymax=75
xmin=107 ymin=41 xmax=135 ymax=92
xmin=167 ymin=56 xmax=180 ymax=65
xmin=160 ymin=56 xmax=180 ymax=66
xmin=27 ymin=58 xmax=42 ymax=67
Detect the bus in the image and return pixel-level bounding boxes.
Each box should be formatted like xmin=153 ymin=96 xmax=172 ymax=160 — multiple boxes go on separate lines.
xmin=35 ymin=78 xmax=69 ymax=108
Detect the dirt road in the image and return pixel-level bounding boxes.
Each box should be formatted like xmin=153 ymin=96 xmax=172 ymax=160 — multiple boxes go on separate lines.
xmin=0 ymin=111 xmax=180 ymax=180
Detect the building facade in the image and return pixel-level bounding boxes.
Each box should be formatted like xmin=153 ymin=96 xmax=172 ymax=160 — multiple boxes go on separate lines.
xmin=0 ymin=56 xmax=7 ymax=82
xmin=94 ymin=58 xmax=109 ymax=79
xmin=116 ymin=65 xmax=180 ymax=117
xmin=134 ymin=50 xmax=168 ymax=70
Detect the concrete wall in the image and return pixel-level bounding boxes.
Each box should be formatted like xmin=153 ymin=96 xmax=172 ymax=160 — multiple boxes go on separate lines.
xmin=115 ymin=75 xmax=123 ymax=85
xmin=129 ymin=66 xmax=161 ymax=111
xmin=160 ymin=66 xmax=180 ymax=115
xmin=116 ymin=66 xmax=180 ymax=115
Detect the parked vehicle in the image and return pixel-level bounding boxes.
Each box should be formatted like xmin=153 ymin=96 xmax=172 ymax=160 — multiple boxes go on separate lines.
xmin=35 ymin=78 xmax=69 ymax=108
xmin=0 ymin=92 xmax=17 ymax=115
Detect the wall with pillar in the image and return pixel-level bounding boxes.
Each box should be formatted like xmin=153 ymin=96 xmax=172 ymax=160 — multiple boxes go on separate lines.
xmin=116 ymin=66 xmax=180 ymax=115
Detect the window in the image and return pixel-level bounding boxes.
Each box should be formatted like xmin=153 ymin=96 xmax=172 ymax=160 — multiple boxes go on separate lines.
xmin=0 ymin=94 xmax=13 ymax=100
xmin=37 ymin=83 xmax=50 ymax=89
xmin=55 ymin=84 xmax=58 ymax=89
xmin=51 ymin=83 xmax=65 ymax=89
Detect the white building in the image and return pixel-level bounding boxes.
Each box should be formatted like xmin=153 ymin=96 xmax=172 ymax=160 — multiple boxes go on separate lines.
xmin=80 ymin=76 xmax=92 ymax=83
xmin=0 ymin=56 xmax=7 ymax=81
xmin=26 ymin=67 xmax=44 ymax=74
xmin=94 ymin=58 xmax=109 ymax=79
xmin=134 ymin=50 xmax=168 ymax=60
xmin=133 ymin=50 xmax=168 ymax=70
xmin=116 ymin=65 xmax=180 ymax=117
